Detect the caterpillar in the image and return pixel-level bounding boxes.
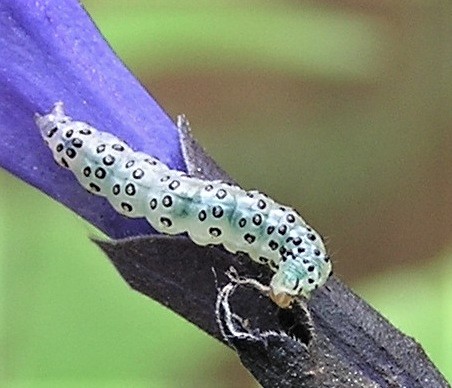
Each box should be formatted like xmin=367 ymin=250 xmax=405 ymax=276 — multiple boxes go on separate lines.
xmin=35 ymin=102 xmax=332 ymax=308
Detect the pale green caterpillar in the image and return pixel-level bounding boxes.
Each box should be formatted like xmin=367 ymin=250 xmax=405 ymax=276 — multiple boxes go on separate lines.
xmin=35 ymin=102 xmax=332 ymax=308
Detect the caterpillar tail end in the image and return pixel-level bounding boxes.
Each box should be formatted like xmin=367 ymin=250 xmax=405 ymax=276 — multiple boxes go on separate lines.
xmin=33 ymin=111 xmax=42 ymax=122
xmin=34 ymin=101 xmax=69 ymax=140
xmin=34 ymin=101 xmax=66 ymax=124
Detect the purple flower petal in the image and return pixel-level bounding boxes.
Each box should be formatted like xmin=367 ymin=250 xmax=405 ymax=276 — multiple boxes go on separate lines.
xmin=0 ymin=0 xmax=186 ymax=238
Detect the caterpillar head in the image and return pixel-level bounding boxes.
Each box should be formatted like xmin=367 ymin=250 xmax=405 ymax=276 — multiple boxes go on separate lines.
xmin=269 ymin=245 xmax=332 ymax=308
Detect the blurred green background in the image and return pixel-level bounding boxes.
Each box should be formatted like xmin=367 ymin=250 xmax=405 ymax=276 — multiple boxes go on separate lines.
xmin=1 ymin=1 xmax=451 ymax=386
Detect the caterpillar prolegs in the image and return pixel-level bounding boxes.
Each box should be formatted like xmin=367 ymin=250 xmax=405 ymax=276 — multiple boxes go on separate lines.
xmin=35 ymin=102 xmax=332 ymax=308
